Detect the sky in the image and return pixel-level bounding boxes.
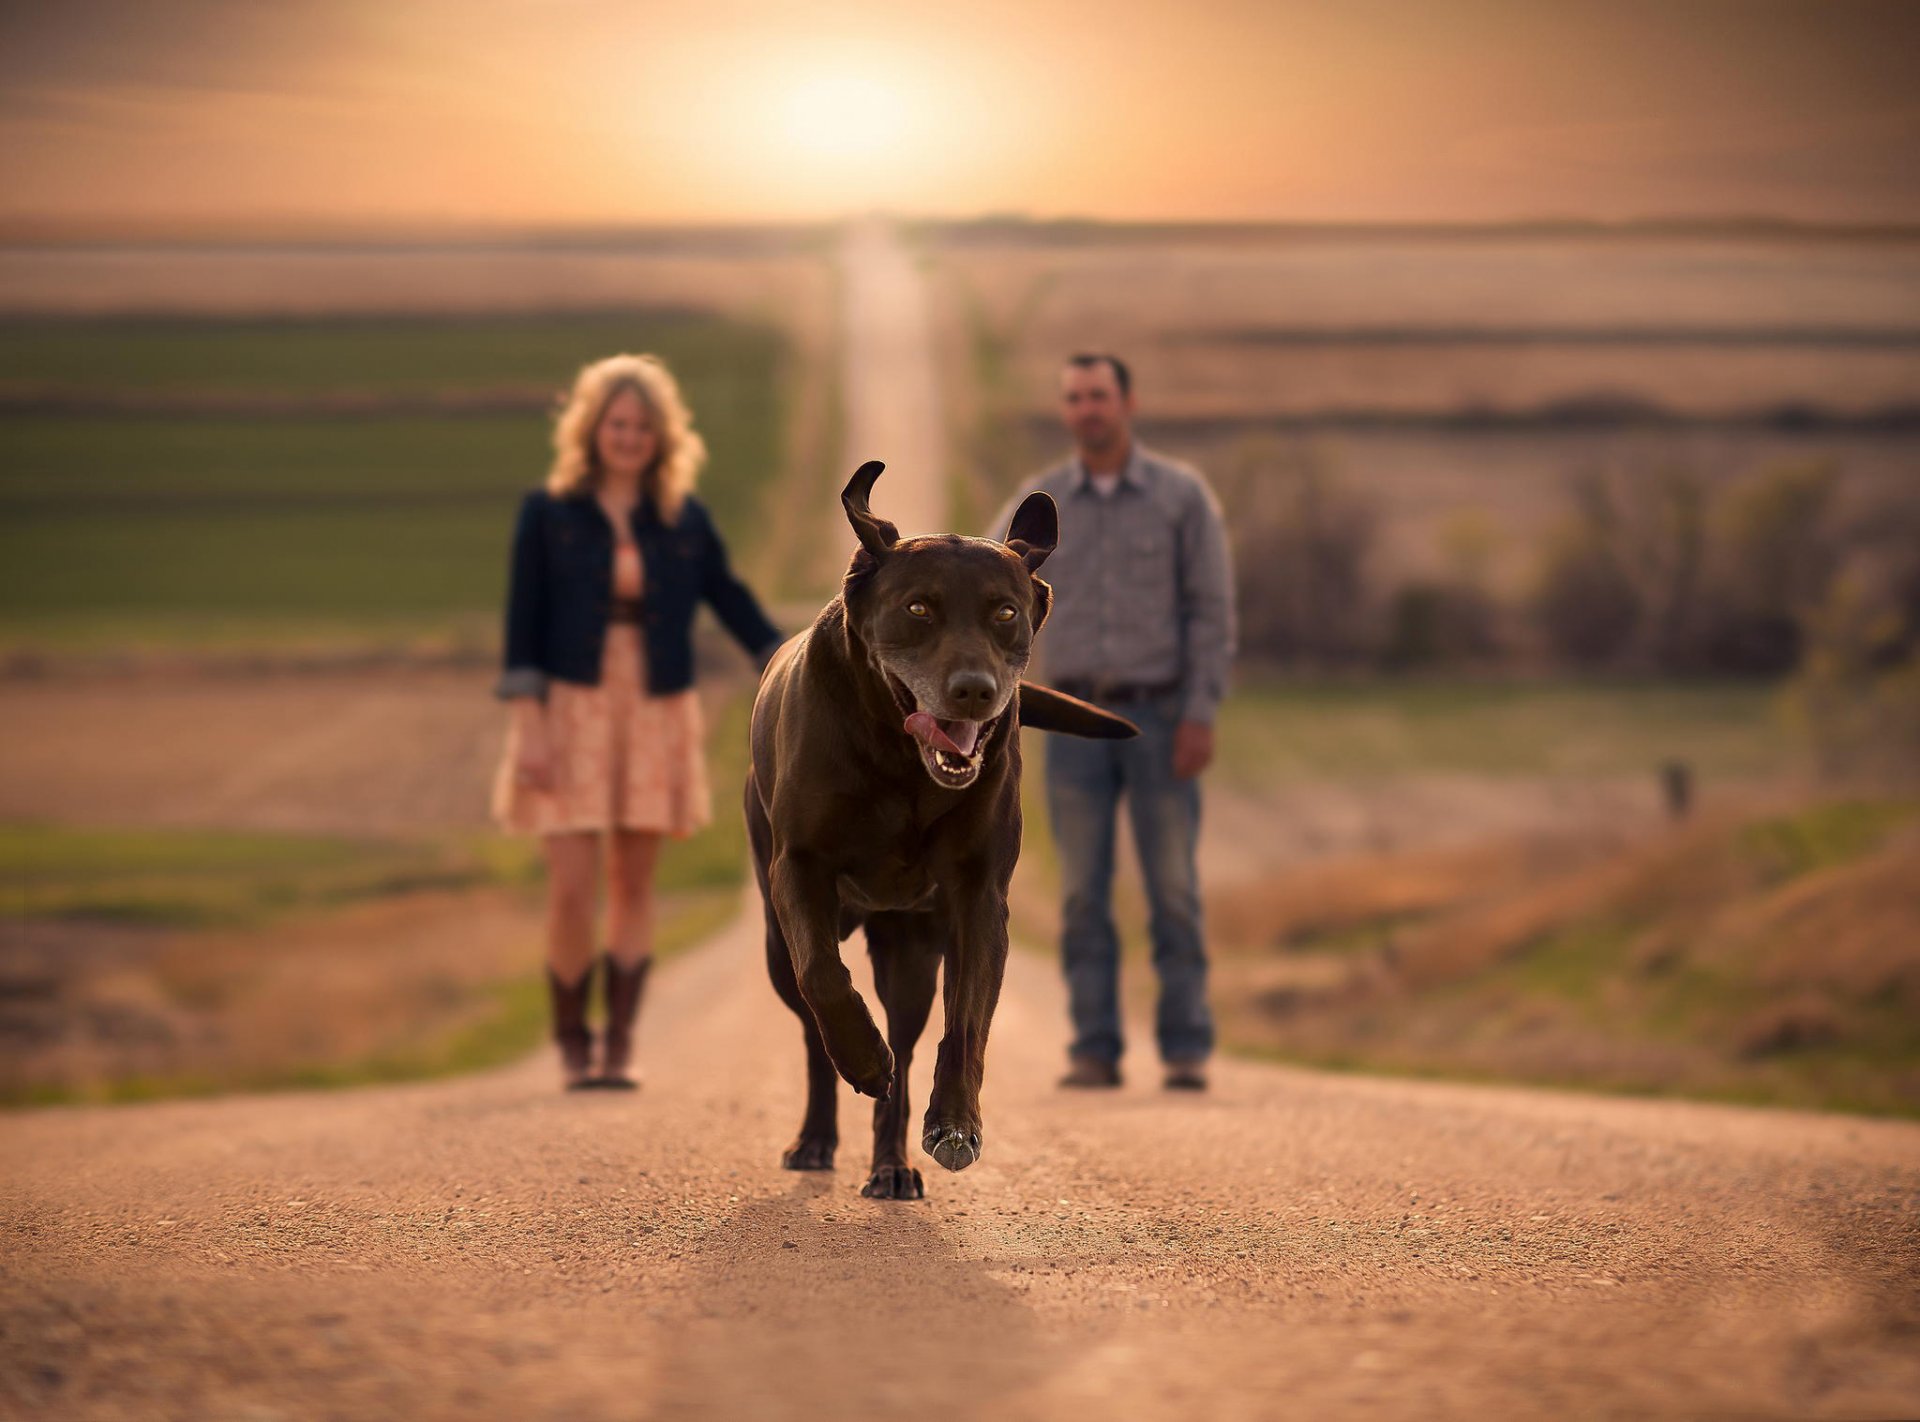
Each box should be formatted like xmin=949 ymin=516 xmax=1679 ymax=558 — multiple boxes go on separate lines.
xmin=2 ymin=0 xmax=1916 ymax=231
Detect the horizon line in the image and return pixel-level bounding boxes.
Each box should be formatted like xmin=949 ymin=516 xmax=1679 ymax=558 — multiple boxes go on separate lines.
xmin=4 ymin=213 xmax=1920 ymax=250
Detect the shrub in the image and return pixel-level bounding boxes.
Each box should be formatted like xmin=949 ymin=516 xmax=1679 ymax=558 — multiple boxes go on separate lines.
xmin=1698 ymin=463 xmax=1845 ymax=674
xmin=1382 ymin=581 xmax=1502 ymax=670
xmin=1532 ymin=460 xmax=1851 ymax=675
xmin=1785 ymin=504 xmax=1920 ymax=779
xmin=1532 ymin=518 xmax=1642 ymax=666
xmin=1217 ymin=436 xmax=1378 ymax=667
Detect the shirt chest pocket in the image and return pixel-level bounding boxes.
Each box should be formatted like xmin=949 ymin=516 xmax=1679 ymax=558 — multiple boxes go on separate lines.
xmin=1128 ymin=527 xmax=1174 ymax=574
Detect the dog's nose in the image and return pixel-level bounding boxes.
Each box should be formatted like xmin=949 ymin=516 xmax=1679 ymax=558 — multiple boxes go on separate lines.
xmin=946 ymin=670 xmax=998 ymax=715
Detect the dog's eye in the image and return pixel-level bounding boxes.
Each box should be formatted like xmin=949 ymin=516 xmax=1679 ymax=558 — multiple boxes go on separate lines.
xmin=993 ymin=604 xmax=1017 ymax=623
xmin=907 ymin=601 xmax=930 ymax=618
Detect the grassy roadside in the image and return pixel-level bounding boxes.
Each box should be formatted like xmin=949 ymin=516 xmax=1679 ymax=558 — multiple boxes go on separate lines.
xmin=1212 ymin=795 xmax=1920 ymax=1118
xmin=0 ymin=823 xmax=539 ymax=927
xmin=2 ymin=691 xmax=758 ymax=1109
xmin=6 ymin=888 xmax=741 ymax=1109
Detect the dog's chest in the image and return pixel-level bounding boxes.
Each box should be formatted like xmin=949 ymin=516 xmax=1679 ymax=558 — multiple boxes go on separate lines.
xmin=834 ymin=860 xmax=939 ymax=916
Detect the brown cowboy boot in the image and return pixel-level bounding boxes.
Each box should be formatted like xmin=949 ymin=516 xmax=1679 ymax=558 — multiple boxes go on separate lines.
xmin=547 ymin=962 xmax=595 ymax=1091
xmin=595 ymin=953 xmax=652 ymax=1090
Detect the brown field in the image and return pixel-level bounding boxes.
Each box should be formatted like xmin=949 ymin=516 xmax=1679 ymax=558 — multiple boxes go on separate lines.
xmin=0 ymin=663 xmax=507 ymax=836
xmin=926 ymin=230 xmax=1920 ymax=586
xmin=929 ymin=233 xmax=1920 ymax=417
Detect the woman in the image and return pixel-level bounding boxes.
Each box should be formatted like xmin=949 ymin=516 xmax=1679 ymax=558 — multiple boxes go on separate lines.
xmin=492 ymin=353 xmax=782 ymax=1090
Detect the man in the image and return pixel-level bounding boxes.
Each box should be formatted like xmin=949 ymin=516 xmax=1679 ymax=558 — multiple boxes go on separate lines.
xmin=990 ymin=353 xmax=1236 ymax=1091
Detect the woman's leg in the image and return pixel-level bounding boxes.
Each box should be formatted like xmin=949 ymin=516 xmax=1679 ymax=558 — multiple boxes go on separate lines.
xmin=544 ymin=831 xmax=602 ymax=980
xmin=543 ymin=831 xmax=601 ymax=1087
xmin=599 ymin=829 xmax=662 ymax=1086
xmin=606 ymin=829 xmax=662 ymax=968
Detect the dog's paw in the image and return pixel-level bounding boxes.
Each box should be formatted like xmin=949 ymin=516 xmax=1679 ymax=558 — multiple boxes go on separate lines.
xmin=922 ymin=1123 xmax=982 ymax=1173
xmin=781 ymin=1137 xmax=836 ymax=1171
xmin=832 ymin=1036 xmax=895 ymax=1101
xmin=860 ymin=1164 xmax=925 ymax=1200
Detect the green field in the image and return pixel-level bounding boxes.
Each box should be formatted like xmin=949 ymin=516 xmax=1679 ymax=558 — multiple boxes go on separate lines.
xmin=0 ymin=310 xmax=769 ymax=394
xmin=1214 ymin=677 xmax=1799 ymax=783
xmin=0 ymin=822 xmax=522 ymax=926
xmin=0 ymin=313 xmax=789 ymax=647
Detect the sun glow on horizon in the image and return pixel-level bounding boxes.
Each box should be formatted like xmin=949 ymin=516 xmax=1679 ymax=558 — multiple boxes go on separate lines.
xmin=780 ymin=68 xmax=915 ymax=165
xmin=648 ymin=41 xmax=1016 ymax=218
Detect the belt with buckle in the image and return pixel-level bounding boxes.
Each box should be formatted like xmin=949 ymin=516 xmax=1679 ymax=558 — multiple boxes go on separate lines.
xmin=1052 ymin=678 xmax=1180 ymax=705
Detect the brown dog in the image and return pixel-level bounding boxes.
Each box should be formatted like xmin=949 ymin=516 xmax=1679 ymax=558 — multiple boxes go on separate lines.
xmin=746 ymin=461 xmax=1135 ymax=1199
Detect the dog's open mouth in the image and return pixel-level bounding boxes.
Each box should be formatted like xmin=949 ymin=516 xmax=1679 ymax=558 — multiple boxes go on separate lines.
xmin=886 ymin=673 xmax=999 ymax=789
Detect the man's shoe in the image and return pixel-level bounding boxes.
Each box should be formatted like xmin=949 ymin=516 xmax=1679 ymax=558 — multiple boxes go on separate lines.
xmin=1163 ymin=1058 xmax=1208 ymax=1091
xmin=1058 ymin=1055 xmax=1121 ymax=1089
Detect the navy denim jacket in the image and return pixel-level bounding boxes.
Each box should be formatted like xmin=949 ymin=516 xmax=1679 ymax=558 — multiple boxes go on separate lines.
xmin=495 ymin=487 xmax=782 ymax=700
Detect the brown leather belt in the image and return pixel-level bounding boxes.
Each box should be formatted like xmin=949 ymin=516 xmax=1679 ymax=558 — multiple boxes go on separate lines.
xmin=608 ymin=598 xmax=645 ymax=624
xmin=1052 ymin=678 xmax=1180 ymax=705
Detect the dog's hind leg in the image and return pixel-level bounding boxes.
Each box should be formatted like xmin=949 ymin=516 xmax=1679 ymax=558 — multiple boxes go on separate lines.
xmin=860 ymin=913 xmax=941 ymax=1201
xmin=751 ymin=784 xmax=838 ymax=1170
xmin=766 ymin=909 xmax=840 ymax=1171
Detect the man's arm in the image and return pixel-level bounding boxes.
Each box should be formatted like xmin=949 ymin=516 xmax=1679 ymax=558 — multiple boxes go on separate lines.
xmin=1176 ymin=475 xmax=1236 ymax=730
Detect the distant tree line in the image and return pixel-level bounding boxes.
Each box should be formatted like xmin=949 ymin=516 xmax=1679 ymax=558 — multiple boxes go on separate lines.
xmin=1213 ymin=438 xmax=1920 ymax=768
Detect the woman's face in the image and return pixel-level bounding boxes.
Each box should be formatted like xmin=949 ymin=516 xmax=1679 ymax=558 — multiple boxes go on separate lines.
xmin=594 ymin=386 xmax=657 ymax=482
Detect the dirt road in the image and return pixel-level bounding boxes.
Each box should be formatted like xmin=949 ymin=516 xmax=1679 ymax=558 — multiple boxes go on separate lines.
xmin=5 ymin=902 xmax=1918 ymax=1420
xmin=839 ymin=220 xmax=948 ymax=537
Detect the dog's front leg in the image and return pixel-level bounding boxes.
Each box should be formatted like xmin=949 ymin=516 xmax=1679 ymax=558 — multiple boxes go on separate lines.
xmin=770 ymin=853 xmax=894 ymax=1099
xmin=922 ymin=886 xmax=1009 ymax=1172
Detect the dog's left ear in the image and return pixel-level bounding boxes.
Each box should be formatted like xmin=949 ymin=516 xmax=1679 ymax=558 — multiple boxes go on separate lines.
xmin=1003 ymin=491 xmax=1057 ymax=572
xmin=842 ymin=460 xmax=899 ymax=562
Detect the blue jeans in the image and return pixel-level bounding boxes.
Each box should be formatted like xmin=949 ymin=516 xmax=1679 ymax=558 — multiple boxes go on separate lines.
xmin=1043 ymin=693 xmax=1214 ymax=1066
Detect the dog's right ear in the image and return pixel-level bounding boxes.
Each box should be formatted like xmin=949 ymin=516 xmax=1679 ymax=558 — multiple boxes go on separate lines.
xmin=841 ymin=460 xmax=899 ymax=562
xmin=1003 ymin=492 xmax=1058 ymax=572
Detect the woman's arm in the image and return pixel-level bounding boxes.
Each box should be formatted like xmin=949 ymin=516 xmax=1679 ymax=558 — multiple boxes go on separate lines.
xmin=496 ymin=491 xmax=550 ymax=700
xmin=698 ymin=512 xmax=783 ymax=667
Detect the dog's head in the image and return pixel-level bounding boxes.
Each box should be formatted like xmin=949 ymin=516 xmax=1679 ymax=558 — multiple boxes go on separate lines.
xmin=840 ymin=459 xmax=1056 ymax=791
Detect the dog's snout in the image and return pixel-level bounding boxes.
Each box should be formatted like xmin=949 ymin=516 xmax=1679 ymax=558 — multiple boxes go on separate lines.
xmin=946 ymin=670 xmax=997 ymax=715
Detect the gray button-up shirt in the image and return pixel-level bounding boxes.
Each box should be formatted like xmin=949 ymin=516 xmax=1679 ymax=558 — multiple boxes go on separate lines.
xmin=989 ymin=442 xmax=1236 ymax=725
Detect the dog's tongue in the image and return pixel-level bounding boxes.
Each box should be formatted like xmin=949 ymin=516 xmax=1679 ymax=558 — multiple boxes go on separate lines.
xmin=903 ymin=711 xmax=981 ymax=758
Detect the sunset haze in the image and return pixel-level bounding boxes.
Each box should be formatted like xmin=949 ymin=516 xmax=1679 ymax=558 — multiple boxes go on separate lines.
xmin=3 ymin=0 xmax=1917 ymax=232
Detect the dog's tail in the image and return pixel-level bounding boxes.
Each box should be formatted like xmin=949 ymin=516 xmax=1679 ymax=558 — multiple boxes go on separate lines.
xmin=1017 ymin=682 xmax=1139 ymax=739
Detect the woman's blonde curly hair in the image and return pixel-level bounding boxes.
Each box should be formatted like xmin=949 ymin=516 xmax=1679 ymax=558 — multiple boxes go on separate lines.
xmin=546 ymin=353 xmax=705 ymax=523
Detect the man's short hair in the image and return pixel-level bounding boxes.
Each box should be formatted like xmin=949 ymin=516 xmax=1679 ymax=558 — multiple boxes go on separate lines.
xmin=1064 ymin=352 xmax=1131 ymax=399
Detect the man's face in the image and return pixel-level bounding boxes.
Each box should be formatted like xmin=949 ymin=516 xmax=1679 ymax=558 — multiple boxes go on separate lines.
xmin=1060 ymin=362 xmax=1133 ymax=453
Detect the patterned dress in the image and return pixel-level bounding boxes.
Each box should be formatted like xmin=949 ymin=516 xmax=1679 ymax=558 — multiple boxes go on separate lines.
xmin=490 ymin=539 xmax=710 ymax=837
